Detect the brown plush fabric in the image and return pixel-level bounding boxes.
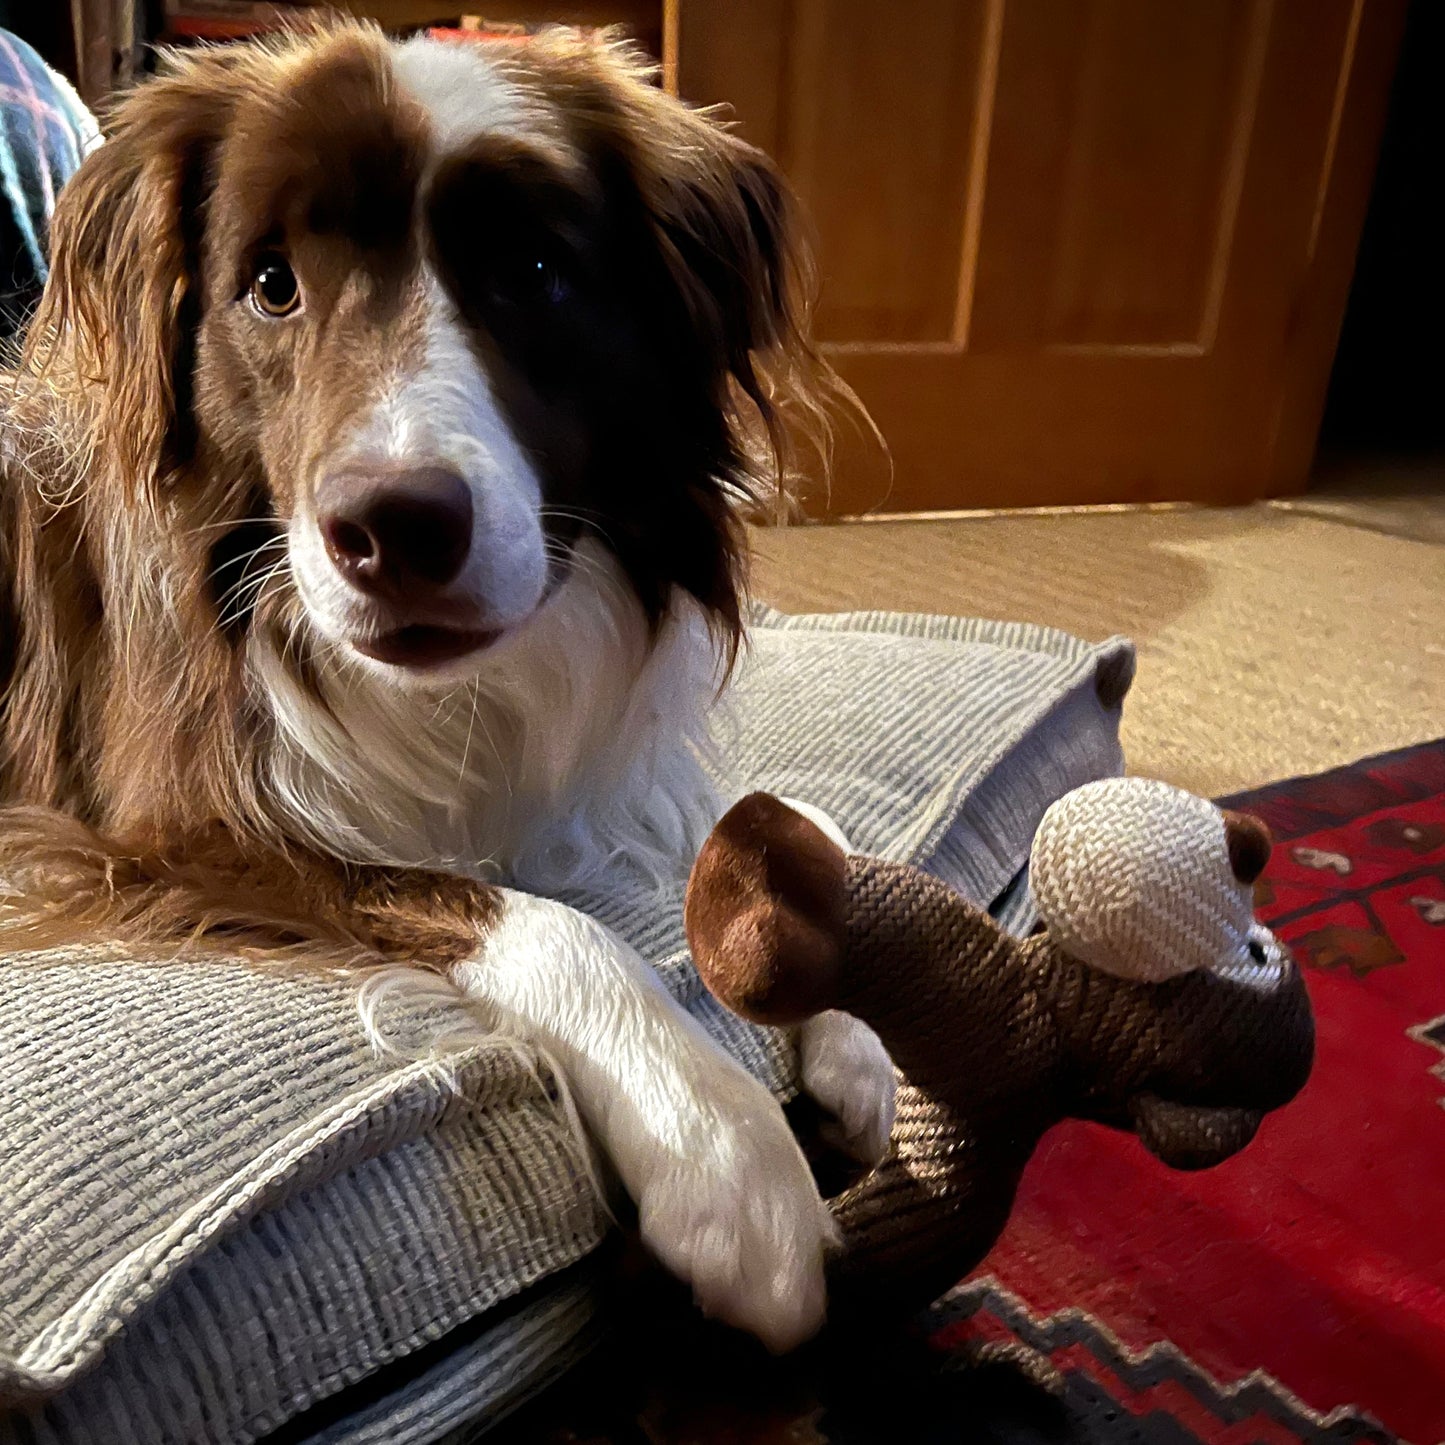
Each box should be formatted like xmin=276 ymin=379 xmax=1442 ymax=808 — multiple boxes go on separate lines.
xmin=1221 ymin=809 xmax=1274 ymax=885
xmin=686 ymin=795 xmax=1316 ymax=1316
xmin=684 ymin=792 xmax=848 ymax=1027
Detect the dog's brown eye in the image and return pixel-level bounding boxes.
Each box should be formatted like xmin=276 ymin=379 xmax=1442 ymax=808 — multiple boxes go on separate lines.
xmin=250 ymin=255 xmax=301 ymax=317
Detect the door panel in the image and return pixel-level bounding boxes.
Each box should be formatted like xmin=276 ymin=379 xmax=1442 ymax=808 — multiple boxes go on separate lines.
xmin=678 ymin=0 xmax=1404 ymax=513
xmin=784 ymin=2 xmax=981 ymax=344
xmin=971 ymin=0 xmax=1265 ymax=351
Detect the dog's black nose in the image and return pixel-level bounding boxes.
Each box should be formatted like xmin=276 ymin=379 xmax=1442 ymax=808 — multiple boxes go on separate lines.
xmin=318 ymin=465 xmax=473 ymax=598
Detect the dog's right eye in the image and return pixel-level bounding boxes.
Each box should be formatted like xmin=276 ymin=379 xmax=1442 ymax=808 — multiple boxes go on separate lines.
xmin=250 ymin=254 xmax=302 ymax=318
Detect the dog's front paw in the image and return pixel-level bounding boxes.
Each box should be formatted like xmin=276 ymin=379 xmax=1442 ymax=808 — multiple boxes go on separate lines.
xmin=799 ymin=1010 xmax=897 ymax=1165
xmin=636 ymin=1074 xmax=837 ymax=1352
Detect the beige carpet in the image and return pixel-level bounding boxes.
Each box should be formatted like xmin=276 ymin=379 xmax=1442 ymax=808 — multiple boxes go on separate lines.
xmin=750 ymin=496 xmax=1445 ymax=798
xmin=1273 ymin=456 xmax=1445 ymax=545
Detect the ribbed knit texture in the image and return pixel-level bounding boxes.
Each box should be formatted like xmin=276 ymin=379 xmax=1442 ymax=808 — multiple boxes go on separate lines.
xmin=827 ymin=860 xmax=1056 ymax=1313
xmin=824 ymin=780 xmax=1314 ymax=1315
xmin=560 ymin=605 xmax=1133 ymax=1095
xmin=0 ymin=606 xmax=1132 ymax=1444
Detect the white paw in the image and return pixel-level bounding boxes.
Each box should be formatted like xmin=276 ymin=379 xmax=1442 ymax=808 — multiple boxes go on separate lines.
xmin=635 ymin=1069 xmax=837 ymax=1352
xmin=798 ymin=1010 xmax=897 ymax=1165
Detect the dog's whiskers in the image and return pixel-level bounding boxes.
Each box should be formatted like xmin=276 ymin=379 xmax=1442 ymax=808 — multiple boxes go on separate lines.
xmin=216 ymin=556 xmax=291 ymax=634
xmin=538 ymin=506 xmax=620 ymax=549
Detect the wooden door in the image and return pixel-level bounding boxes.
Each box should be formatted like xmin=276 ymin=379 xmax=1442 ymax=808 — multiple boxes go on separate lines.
xmin=677 ymin=0 xmax=1405 ymax=514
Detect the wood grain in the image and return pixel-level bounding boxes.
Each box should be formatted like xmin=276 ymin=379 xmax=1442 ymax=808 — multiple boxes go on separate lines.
xmin=679 ymin=0 xmax=1405 ymax=513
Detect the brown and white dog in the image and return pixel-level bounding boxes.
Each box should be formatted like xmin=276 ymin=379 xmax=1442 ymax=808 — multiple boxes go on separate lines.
xmin=0 ymin=25 xmax=895 ymax=1348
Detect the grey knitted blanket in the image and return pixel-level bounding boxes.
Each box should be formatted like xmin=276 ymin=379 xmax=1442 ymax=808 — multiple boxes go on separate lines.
xmin=0 ymin=605 xmax=1133 ymax=1445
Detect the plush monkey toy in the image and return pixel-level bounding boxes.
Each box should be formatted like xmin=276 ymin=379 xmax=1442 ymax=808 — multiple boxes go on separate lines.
xmin=685 ymin=777 xmax=1315 ymax=1314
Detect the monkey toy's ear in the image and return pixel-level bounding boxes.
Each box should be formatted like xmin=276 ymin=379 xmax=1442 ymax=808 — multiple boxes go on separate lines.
xmin=685 ymin=792 xmax=849 ymax=1027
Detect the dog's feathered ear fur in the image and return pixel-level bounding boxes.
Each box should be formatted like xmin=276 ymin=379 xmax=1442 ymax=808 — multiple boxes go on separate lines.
xmin=501 ymin=30 xmax=855 ymax=656
xmin=515 ymin=32 xmax=837 ymax=488
xmin=0 ymin=480 xmax=15 ymax=758
xmin=4 ymin=48 xmax=254 ymax=812
xmin=24 ymin=48 xmax=246 ymax=493
xmin=621 ymin=101 xmax=803 ymax=418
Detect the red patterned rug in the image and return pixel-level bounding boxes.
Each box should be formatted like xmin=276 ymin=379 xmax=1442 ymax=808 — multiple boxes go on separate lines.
xmin=493 ymin=742 xmax=1445 ymax=1445
xmin=937 ymin=739 xmax=1445 ymax=1444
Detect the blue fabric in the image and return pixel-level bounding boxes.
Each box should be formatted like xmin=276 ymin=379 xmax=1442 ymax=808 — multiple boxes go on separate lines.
xmin=0 ymin=28 xmax=97 ymax=335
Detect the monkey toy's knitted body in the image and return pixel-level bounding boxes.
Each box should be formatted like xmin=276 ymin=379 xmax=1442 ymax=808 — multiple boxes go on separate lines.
xmin=685 ymin=778 xmax=1315 ymax=1314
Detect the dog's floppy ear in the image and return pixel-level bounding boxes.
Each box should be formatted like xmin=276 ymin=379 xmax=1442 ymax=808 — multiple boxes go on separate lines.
xmin=518 ymin=32 xmax=838 ymax=488
xmin=0 ymin=481 xmax=15 ymax=758
xmin=625 ymin=106 xmax=801 ymax=403
xmin=25 ymin=49 xmax=244 ymax=493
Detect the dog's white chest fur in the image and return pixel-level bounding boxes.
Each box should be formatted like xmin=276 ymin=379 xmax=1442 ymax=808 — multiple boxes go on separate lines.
xmin=252 ymin=543 xmax=724 ymax=890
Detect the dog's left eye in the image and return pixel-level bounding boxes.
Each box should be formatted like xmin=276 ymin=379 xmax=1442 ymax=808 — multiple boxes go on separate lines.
xmin=490 ymin=251 xmax=571 ymax=307
xmin=249 ymin=254 xmax=302 ymax=318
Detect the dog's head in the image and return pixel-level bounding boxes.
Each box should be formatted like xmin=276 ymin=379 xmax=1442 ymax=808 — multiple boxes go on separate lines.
xmin=27 ymin=24 xmax=827 ymax=685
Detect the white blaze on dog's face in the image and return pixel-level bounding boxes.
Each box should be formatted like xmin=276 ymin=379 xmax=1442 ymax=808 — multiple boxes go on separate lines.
xmin=277 ymin=42 xmax=549 ymax=679
xmin=168 ymin=26 xmax=799 ymax=685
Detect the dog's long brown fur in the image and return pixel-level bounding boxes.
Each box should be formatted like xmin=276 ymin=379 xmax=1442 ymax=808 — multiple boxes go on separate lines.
xmin=0 ymin=23 xmax=848 ymax=973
